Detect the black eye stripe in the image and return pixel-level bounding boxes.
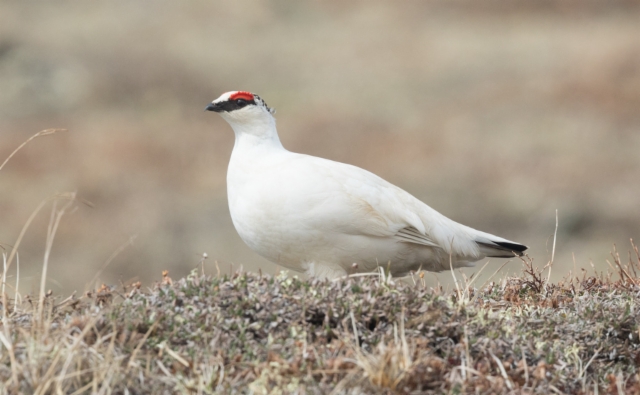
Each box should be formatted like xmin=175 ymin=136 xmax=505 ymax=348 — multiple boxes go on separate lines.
xmin=216 ymin=98 xmax=256 ymax=112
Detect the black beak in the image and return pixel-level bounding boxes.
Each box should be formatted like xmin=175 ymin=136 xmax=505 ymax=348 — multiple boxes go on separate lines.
xmin=205 ymin=102 xmax=223 ymax=112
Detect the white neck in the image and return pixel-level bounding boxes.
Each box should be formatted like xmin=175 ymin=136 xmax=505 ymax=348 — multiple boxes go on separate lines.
xmin=225 ymin=114 xmax=288 ymax=200
xmin=227 ymin=115 xmax=285 ymax=153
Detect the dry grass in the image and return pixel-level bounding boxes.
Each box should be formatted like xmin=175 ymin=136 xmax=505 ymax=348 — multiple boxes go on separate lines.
xmin=0 ymin=247 xmax=639 ymax=394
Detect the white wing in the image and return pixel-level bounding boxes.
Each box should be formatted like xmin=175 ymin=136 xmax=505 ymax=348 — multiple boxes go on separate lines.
xmin=299 ymin=155 xmax=490 ymax=259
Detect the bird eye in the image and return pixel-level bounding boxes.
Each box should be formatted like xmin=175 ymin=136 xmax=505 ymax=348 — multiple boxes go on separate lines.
xmin=236 ymin=98 xmax=248 ymax=107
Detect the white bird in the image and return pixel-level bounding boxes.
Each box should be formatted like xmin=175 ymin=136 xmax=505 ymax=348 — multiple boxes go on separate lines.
xmin=205 ymin=91 xmax=527 ymax=279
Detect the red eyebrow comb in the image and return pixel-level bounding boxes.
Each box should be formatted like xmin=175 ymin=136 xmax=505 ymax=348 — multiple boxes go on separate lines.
xmin=229 ymin=91 xmax=254 ymax=101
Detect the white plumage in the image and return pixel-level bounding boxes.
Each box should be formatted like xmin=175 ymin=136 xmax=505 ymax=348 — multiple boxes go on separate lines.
xmin=205 ymin=91 xmax=527 ymax=279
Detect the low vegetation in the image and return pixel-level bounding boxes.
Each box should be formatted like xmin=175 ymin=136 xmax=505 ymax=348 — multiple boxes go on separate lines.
xmin=1 ymin=250 xmax=639 ymax=394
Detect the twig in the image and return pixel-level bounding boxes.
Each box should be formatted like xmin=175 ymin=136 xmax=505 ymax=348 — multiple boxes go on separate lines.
xmin=489 ymin=350 xmax=513 ymax=390
xmin=521 ymin=255 xmax=544 ymax=293
xmin=54 ymin=291 xmax=77 ymax=309
xmin=3 ymin=193 xmax=76 ymax=285
xmin=2 ymin=251 xmax=6 ymax=303
xmin=610 ymin=245 xmax=637 ymax=286
xmin=156 ymin=359 xmax=173 ymax=378
xmin=580 ymin=347 xmax=601 ymax=379
xmin=88 ymin=235 xmax=138 ymax=291
xmin=478 ymin=260 xmax=510 ymax=291
xmin=54 ymin=318 xmax=98 ymax=392
xmin=128 ymin=320 xmax=160 ymax=368
xmin=349 ymin=310 xmax=359 ymax=348
xmin=548 ymin=384 xmax=564 ymax=394
xmin=200 ymin=252 xmax=208 ymax=277
xmin=466 ymin=259 xmax=491 ymax=302
xmin=546 ymin=209 xmax=559 ymax=286
xmin=158 ymin=342 xmax=190 ymax=368
xmin=400 ymin=307 xmax=409 ymax=366
xmin=467 ymin=259 xmax=490 ymax=290
xmin=521 ymin=348 xmax=529 ymax=387
xmin=0 ymin=129 xmax=65 ymax=173
xmin=449 ymin=248 xmax=461 ymax=304
xmin=14 ymin=252 xmax=20 ymax=311
xmin=332 ymin=272 xmax=383 ymax=282
xmin=0 ymin=330 xmax=18 ymax=386
xmin=39 ymin=194 xmax=76 ymax=322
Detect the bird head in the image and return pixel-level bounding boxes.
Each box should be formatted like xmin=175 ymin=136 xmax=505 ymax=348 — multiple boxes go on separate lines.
xmin=205 ymin=91 xmax=275 ymax=127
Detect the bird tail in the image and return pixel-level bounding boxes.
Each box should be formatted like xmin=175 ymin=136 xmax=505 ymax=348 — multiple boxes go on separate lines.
xmin=475 ymin=238 xmax=528 ymax=258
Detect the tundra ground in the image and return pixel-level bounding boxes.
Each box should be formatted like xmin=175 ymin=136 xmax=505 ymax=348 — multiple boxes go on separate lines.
xmin=1 ymin=252 xmax=639 ymax=394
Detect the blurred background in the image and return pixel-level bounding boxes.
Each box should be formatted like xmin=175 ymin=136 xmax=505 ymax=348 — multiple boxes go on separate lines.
xmin=1 ymin=1 xmax=639 ymax=294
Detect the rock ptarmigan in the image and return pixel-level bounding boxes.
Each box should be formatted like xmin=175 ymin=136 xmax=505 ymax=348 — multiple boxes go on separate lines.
xmin=205 ymin=91 xmax=527 ymax=279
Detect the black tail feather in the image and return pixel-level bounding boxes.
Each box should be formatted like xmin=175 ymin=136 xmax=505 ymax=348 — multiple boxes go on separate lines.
xmin=494 ymin=241 xmax=528 ymax=253
xmin=476 ymin=240 xmax=528 ymax=258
